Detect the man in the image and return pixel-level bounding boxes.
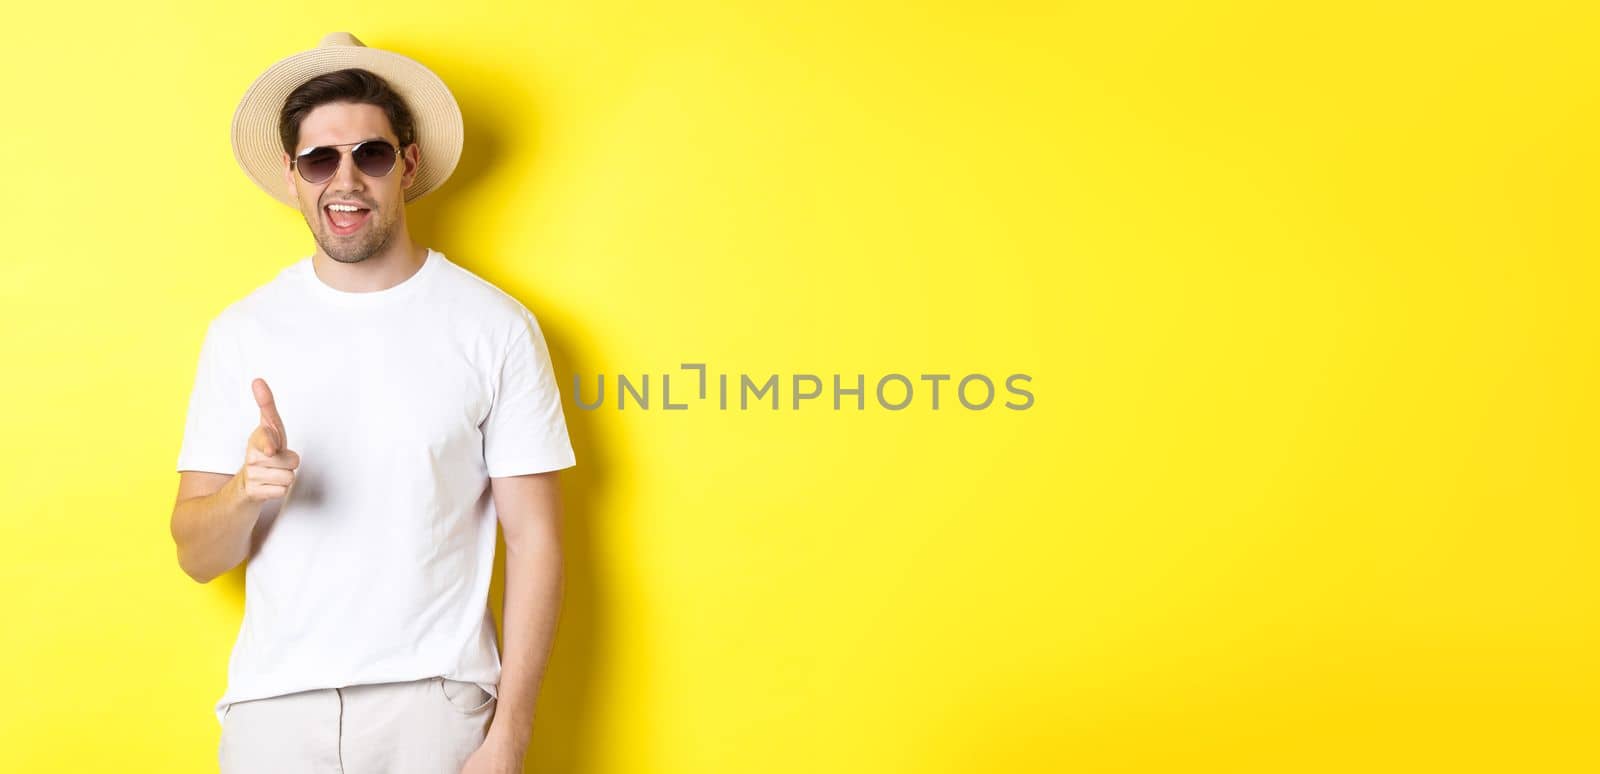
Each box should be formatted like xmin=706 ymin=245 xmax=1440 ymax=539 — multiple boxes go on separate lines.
xmin=169 ymin=32 xmax=573 ymax=774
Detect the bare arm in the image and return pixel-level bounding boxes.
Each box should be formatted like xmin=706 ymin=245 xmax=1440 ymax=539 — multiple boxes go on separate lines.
xmin=170 ymin=471 xmax=262 ymax=583
xmin=170 ymin=377 xmax=299 ymax=584
xmin=483 ymin=470 xmax=565 ymax=757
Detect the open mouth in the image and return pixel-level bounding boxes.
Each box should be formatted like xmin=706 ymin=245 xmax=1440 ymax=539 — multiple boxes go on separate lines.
xmin=324 ymin=204 xmax=372 ymax=235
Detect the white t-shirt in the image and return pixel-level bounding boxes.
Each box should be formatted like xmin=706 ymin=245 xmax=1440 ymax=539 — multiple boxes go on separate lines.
xmin=176 ymin=248 xmax=577 ymax=727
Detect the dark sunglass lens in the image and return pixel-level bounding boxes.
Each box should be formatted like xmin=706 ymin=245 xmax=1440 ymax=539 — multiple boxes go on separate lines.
xmin=354 ymin=141 xmax=398 ymax=177
xmin=298 ymin=147 xmax=341 ymax=183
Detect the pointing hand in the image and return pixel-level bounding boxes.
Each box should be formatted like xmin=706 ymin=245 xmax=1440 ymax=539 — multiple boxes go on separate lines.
xmin=238 ymin=378 xmax=300 ymax=504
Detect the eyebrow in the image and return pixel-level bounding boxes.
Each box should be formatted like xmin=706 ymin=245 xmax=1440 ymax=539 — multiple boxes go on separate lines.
xmin=296 ymin=137 xmax=390 ymax=156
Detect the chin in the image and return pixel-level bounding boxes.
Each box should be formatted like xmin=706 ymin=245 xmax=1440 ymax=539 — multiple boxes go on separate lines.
xmin=321 ymin=229 xmax=389 ymax=263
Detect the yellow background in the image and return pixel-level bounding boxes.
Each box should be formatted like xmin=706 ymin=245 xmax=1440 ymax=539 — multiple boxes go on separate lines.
xmin=2 ymin=1 xmax=1596 ymax=772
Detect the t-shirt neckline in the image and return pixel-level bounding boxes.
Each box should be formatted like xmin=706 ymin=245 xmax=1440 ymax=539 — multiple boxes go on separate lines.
xmin=301 ymin=248 xmax=441 ymax=306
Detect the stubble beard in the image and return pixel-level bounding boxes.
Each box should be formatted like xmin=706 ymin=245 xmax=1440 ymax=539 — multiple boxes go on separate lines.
xmin=308 ymin=204 xmax=396 ymax=264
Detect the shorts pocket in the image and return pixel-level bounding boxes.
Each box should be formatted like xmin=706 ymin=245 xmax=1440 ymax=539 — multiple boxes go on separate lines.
xmin=437 ymin=676 xmax=496 ymax=714
xmin=218 ymin=701 xmax=237 ymax=770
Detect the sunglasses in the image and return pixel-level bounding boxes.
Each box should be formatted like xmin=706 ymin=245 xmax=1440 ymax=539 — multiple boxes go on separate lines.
xmin=291 ymin=139 xmax=403 ymax=185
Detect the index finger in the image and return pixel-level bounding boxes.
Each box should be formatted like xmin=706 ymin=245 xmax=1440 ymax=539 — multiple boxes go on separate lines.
xmin=252 ymin=377 xmax=287 ymax=449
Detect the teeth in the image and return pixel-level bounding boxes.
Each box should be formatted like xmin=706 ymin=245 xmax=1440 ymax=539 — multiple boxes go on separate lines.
xmin=328 ymin=204 xmax=364 ymax=212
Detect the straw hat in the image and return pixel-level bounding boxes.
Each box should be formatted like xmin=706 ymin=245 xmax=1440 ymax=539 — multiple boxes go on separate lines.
xmin=231 ymin=32 xmax=463 ymax=208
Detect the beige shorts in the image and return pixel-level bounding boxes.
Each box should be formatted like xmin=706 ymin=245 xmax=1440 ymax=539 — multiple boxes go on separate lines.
xmin=218 ymin=676 xmax=497 ymax=773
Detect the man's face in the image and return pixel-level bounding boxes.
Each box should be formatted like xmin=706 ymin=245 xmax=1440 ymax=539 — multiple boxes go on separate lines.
xmin=281 ymin=101 xmax=420 ymax=264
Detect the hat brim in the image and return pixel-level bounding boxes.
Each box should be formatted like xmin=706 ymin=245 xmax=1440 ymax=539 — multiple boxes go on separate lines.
xmin=232 ymin=44 xmax=463 ymax=209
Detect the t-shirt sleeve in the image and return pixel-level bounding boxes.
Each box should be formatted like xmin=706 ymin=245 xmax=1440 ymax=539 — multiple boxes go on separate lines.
xmin=482 ymin=308 xmax=577 ymax=477
xmin=175 ymin=314 xmax=250 ymax=475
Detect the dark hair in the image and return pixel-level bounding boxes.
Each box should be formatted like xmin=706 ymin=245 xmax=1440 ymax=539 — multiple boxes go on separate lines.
xmin=279 ymin=68 xmax=417 ymax=156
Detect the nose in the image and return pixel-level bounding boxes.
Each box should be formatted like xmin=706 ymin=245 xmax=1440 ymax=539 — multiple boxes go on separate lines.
xmin=327 ymin=149 xmax=364 ymax=193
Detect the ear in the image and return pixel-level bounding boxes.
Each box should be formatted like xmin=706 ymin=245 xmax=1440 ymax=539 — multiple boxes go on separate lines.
xmin=400 ymin=143 xmax=420 ymax=190
xmin=281 ymin=151 xmax=296 ymax=200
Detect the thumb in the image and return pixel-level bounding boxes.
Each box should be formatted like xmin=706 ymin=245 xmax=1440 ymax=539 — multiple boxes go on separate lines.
xmin=252 ymin=377 xmax=287 ymax=450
